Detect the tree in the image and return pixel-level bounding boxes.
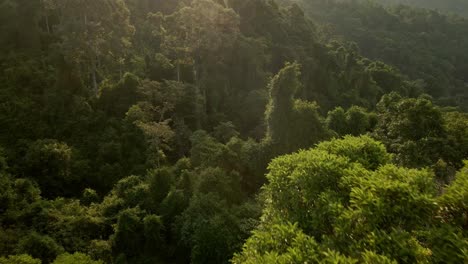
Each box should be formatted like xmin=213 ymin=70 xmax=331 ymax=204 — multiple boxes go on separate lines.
xmin=326 ymin=106 xmax=375 ymax=137
xmin=294 ymin=0 xmax=468 ymax=106
xmin=376 ymin=0 xmax=468 ymax=18
xmin=98 ymin=73 xmax=139 ymax=117
xmin=236 ymin=136 xmax=467 ymax=263
xmin=162 ymin=0 xmax=239 ymax=80
xmin=53 ymin=0 xmax=135 ymax=94
xmin=23 ymin=139 xmax=75 ymax=198
xmin=326 ymin=107 xmax=347 ymax=136
xmin=442 ymin=111 xmax=468 ymax=168
xmin=265 ymin=62 xmax=300 ymax=145
xmin=17 ymin=232 xmax=64 ymax=263
xmin=52 ymin=252 xmax=103 ymax=264
xmin=111 ymin=208 xmax=145 ymax=260
xmin=345 ymin=106 xmax=371 ymax=136
xmin=439 ymin=162 xmax=468 ymax=229
xmin=2 ymin=0 xmax=468 ymax=262
xmin=175 ymin=193 xmax=251 ymax=264
xmin=316 ymin=135 xmax=391 ymax=170
xmin=0 ymin=255 xmax=41 ymax=264
xmin=189 ymin=130 xmax=226 ymax=168
xmin=81 ymin=188 xmax=99 ymax=206
xmin=213 ymin=122 xmax=239 ymax=144
xmin=232 ymin=223 xmax=395 ymax=264
xmin=374 ymin=93 xmax=453 ymax=167
xmin=147 ymin=167 xmax=174 ymax=210
xmin=0 ymin=0 xmax=43 ymax=51
xmin=265 ymin=62 xmax=330 ymax=153
xmin=161 ymin=0 xmax=240 ymax=114
xmin=143 ymin=214 xmax=165 ymax=253
xmin=126 ymin=79 xmax=200 ymax=168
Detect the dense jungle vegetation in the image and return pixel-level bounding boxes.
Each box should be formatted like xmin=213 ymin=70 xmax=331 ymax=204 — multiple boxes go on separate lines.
xmin=376 ymin=0 xmax=468 ymax=17
xmin=0 ymin=0 xmax=467 ymax=263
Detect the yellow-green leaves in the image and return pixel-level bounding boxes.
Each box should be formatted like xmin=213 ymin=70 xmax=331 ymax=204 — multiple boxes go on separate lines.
xmin=236 ymin=136 xmax=466 ymax=263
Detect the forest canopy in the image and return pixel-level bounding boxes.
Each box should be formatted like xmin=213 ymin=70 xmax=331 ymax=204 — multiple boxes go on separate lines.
xmin=0 ymin=0 xmax=467 ymax=263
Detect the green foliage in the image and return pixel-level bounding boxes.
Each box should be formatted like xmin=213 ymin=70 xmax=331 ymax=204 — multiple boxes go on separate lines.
xmin=443 ymin=111 xmax=468 ymax=167
xmin=17 ymin=232 xmax=64 ymax=263
xmin=213 ymin=122 xmax=240 ymax=144
xmin=265 ymin=63 xmax=330 ymax=153
xmin=373 ymin=93 xmax=465 ymax=169
xmin=190 ymin=130 xmax=226 ymax=167
xmin=0 ymin=147 xmax=7 ymax=172
xmin=291 ymin=100 xmax=330 ymax=148
xmin=86 ymin=240 xmax=112 ymax=264
xmin=233 ymin=222 xmax=396 ymax=263
xmin=326 ymin=106 xmax=375 ymax=136
xmin=175 ymin=193 xmax=256 ymax=264
xmin=345 ymin=106 xmax=371 ymax=136
xmin=420 ymin=225 xmax=468 ymax=263
xmin=0 ymin=255 xmax=41 ymax=264
xmin=265 ymin=148 xmax=356 ymax=236
xmin=377 ymin=0 xmax=468 ymax=17
xmin=316 ymin=135 xmax=390 ymax=170
xmin=337 ymin=165 xmax=437 ymax=254
xmin=23 ymin=139 xmax=74 ymax=198
xmin=236 ymin=136 xmax=467 ymax=263
xmin=376 ymin=94 xmax=445 ymax=141
xmin=98 ymin=73 xmax=140 ymax=117
xmin=52 ymin=252 xmax=103 ymax=264
xmin=0 ymin=175 xmax=41 ymax=224
xmin=265 ymin=62 xmax=302 ymax=145
xmin=54 ymin=0 xmax=135 ymax=93
xmin=111 ymin=208 xmax=145 ymax=259
xmin=439 ymin=162 xmax=468 ymax=229
xmin=232 ymin=223 xmax=321 ymax=264
xmin=110 ymin=175 xmax=149 ymax=210
xmin=148 ymin=168 xmax=174 ymax=208
xmin=81 ymin=189 xmax=99 ymax=206
xmin=143 ymin=215 xmax=164 ymax=250
xmin=291 ymin=0 xmax=468 ymax=110
xmin=1 ymin=0 xmax=468 ymax=263
xmin=326 ymin=107 xmax=347 ymax=135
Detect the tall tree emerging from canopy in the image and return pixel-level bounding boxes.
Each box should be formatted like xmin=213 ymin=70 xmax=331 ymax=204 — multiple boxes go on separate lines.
xmin=265 ymin=62 xmax=330 ymax=153
xmin=162 ymin=0 xmax=240 ymax=82
xmin=52 ymin=0 xmax=135 ymax=94
xmin=265 ymin=62 xmax=301 ymax=146
xmin=159 ymin=0 xmax=240 ymax=118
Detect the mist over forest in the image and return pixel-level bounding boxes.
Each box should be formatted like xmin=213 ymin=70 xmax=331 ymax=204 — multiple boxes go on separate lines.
xmin=0 ymin=0 xmax=467 ymax=263
xmin=374 ymin=0 xmax=468 ymax=17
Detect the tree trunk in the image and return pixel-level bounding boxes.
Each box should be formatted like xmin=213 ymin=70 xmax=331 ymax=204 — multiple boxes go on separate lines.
xmin=193 ymin=57 xmax=207 ymax=116
xmin=92 ymin=60 xmax=98 ymax=96
xmin=194 ymin=85 xmax=202 ymax=130
xmin=45 ymin=14 xmax=50 ymax=34
xmin=193 ymin=63 xmax=197 ymax=83
xmin=177 ymin=63 xmax=181 ymax=82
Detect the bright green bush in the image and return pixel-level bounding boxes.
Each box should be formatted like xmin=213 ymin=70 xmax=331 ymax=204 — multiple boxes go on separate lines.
xmin=235 ymin=136 xmax=467 ymax=263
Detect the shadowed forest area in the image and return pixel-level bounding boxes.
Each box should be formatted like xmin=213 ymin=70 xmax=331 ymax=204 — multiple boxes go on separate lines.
xmin=0 ymin=0 xmax=467 ymax=263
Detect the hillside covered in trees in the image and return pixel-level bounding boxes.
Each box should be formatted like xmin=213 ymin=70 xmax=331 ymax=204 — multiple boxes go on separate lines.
xmin=0 ymin=0 xmax=467 ymax=263
xmin=376 ymin=0 xmax=468 ymax=17
xmin=284 ymin=0 xmax=468 ymax=110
